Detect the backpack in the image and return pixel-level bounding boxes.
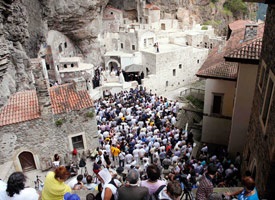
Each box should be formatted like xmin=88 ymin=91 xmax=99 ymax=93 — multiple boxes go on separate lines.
xmin=79 ymin=159 xmax=86 ymax=167
xmin=149 ymin=185 xmax=166 ymax=200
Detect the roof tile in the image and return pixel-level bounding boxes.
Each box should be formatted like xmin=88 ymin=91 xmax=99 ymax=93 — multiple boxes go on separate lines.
xmin=0 ymin=90 xmax=40 ymax=127
xmin=225 ymin=38 xmax=262 ymax=61
xmin=197 ymin=21 xmax=264 ymax=79
xmin=49 ymin=83 xmax=93 ymax=114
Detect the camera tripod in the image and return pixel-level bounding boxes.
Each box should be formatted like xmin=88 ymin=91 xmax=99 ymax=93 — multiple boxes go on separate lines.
xmin=180 ymin=189 xmax=194 ymax=200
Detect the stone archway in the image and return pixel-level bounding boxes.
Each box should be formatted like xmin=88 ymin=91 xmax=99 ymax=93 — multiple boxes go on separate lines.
xmin=106 ymin=59 xmax=121 ymax=72
xmin=18 ymin=151 xmax=36 ymax=172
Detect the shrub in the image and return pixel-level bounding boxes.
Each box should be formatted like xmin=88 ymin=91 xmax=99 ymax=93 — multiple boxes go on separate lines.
xmin=223 ymin=0 xmax=248 ymax=16
xmin=201 ymin=26 xmax=208 ymax=30
xmin=203 ymin=21 xmax=211 ymax=25
xmin=55 ymin=119 xmax=63 ymax=126
xmin=186 ymin=95 xmax=204 ymax=110
xmin=86 ymin=111 xmax=94 ymax=118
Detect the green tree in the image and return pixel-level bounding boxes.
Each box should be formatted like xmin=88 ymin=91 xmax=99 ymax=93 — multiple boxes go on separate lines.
xmin=223 ymin=0 xmax=248 ymax=16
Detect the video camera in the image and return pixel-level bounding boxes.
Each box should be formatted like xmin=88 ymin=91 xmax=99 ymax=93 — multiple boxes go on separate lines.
xmin=174 ymin=174 xmax=193 ymax=192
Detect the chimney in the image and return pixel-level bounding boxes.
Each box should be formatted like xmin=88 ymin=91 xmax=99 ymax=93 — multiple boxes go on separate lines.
xmin=31 ymin=58 xmax=51 ymax=114
xmin=244 ymin=24 xmax=258 ymax=41
xmin=72 ymin=77 xmax=87 ymax=91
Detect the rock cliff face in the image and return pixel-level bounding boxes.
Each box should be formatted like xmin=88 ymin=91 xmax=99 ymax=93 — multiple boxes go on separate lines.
xmin=0 ymin=0 xmax=109 ymax=106
xmin=109 ymin=0 xmax=252 ymax=35
xmin=0 ymin=0 xmax=36 ymax=106
xmin=0 ymin=0 xmax=254 ymax=106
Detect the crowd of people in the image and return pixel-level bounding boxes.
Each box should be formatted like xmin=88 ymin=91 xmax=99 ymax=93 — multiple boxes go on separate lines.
xmin=0 ymin=87 xmax=259 ymax=200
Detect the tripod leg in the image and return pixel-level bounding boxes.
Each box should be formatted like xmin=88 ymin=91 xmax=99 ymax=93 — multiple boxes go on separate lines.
xmin=180 ymin=191 xmax=184 ymax=200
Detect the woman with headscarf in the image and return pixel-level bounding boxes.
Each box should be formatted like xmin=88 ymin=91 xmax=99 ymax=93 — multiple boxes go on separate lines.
xmin=97 ymin=168 xmax=121 ymax=200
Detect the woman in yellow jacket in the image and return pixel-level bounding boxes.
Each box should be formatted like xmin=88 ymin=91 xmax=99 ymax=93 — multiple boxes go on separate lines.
xmin=41 ymin=166 xmax=71 ymax=200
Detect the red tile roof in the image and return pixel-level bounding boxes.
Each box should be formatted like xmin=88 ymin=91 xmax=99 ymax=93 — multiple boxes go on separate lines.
xmin=49 ymin=83 xmax=93 ymax=114
xmin=225 ymin=38 xmax=262 ymax=63
xmin=105 ymin=5 xmax=123 ymax=13
xmin=145 ymin=4 xmax=160 ymax=10
xmin=228 ymin=20 xmax=254 ymax=31
xmin=197 ymin=61 xmax=238 ymax=80
xmin=197 ymin=21 xmax=265 ymax=80
xmin=0 ymin=90 xmax=40 ymax=127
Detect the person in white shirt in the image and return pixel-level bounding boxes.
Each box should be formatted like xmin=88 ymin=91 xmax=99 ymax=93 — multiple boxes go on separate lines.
xmin=132 ymin=147 xmax=140 ymax=165
xmin=125 ymin=153 xmax=133 ymax=164
xmin=118 ymin=151 xmax=125 ymax=167
xmin=0 ymin=180 xmax=7 ymax=200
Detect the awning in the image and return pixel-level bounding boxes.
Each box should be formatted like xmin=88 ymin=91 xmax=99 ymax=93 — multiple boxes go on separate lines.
xmin=124 ymin=64 xmax=143 ymax=72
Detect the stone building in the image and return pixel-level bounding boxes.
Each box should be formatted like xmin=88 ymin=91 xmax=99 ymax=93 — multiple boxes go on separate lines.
xmin=38 ymin=30 xmax=94 ymax=91
xmin=100 ymin=3 xmax=224 ymax=95
xmin=239 ymin=0 xmax=275 ymax=198
xmin=102 ymin=6 xmax=124 ymax=33
xmin=0 ymin=58 xmax=97 ymax=180
xmin=36 ymin=3 xmax=224 ymax=98
xmin=196 ymin=20 xmax=264 ymax=156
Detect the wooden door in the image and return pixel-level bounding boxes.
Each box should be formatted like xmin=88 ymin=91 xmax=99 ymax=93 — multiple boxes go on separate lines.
xmin=19 ymin=151 xmax=36 ymax=172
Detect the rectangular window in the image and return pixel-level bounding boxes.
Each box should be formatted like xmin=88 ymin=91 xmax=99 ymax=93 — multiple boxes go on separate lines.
xmin=258 ymin=60 xmax=267 ymax=92
xmin=212 ymin=93 xmax=223 ymax=114
xmin=166 ymin=81 xmax=168 ymax=87
xmin=72 ymin=135 xmax=84 ymax=149
xmin=132 ymin=45 xmax=135 ymax=50
xmin=179 ymin=64 xmax=182 ymax=69
xmin=121 ymin=43 xmax=124 ymax=49
xmin=261 ymin=75 xmax=274 ymax=127
xmin=173 ymin=69 xmax=176 ymax=76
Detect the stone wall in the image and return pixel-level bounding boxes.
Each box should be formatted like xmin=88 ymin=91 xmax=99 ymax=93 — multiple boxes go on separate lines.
xmin=242 ymin=5 xmax=275 ymax=199
xmin=142 ymin=45 xmax=208 ymax=93
xmin=119 ymin=32 xmax=139 ymax=53
xmin=46 ymin=30 xmax=78 ymax=68
xmin=0 ymin=108 xmax=98 ymax=169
